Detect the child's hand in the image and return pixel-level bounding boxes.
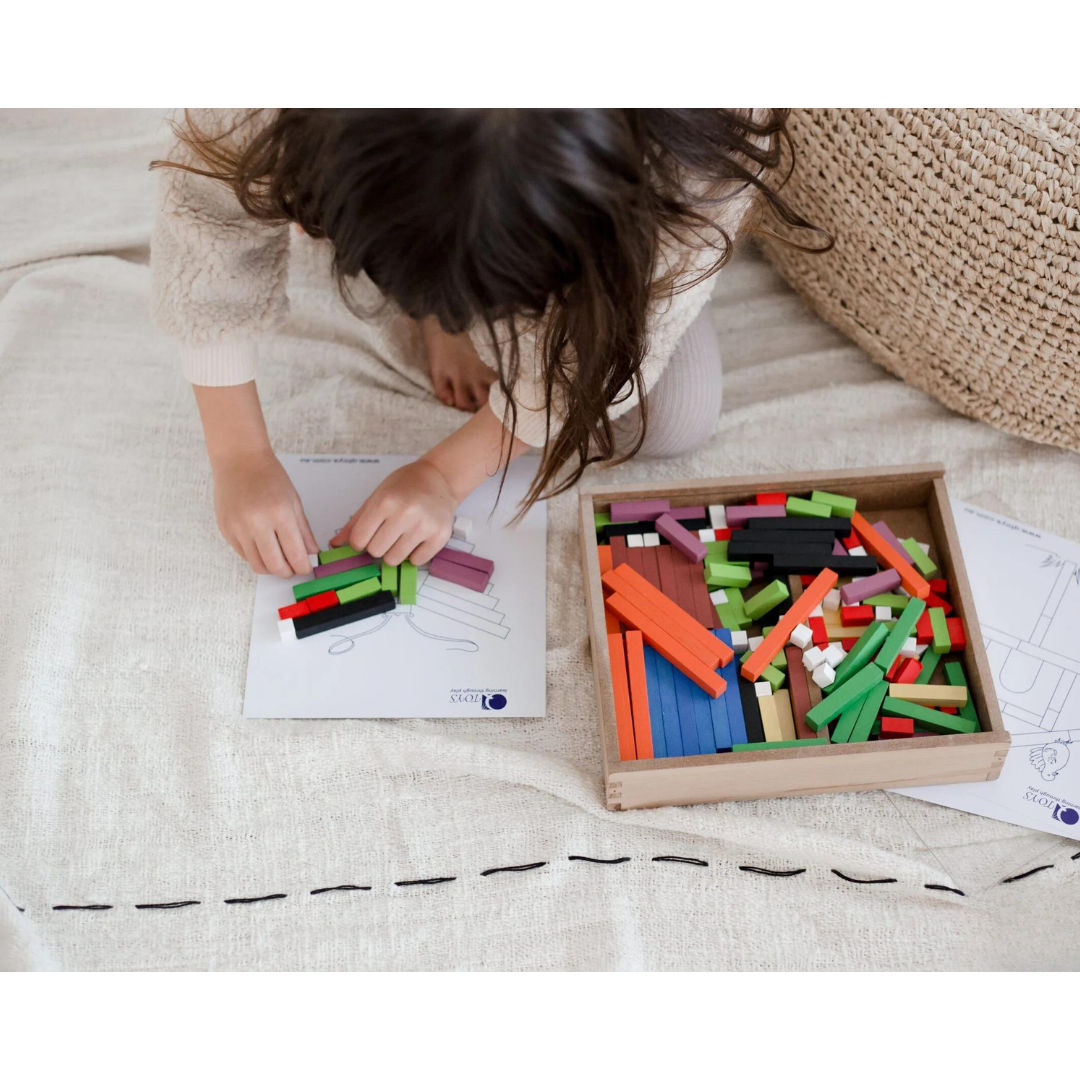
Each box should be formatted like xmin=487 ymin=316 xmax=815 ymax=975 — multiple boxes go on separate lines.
xmin=332 ymin=459 xmax=456 ymax=567
xmin=421 ymin=315 xmax=497 ymax=413
xmin=212 ymin=449 xmax=319 ymax=577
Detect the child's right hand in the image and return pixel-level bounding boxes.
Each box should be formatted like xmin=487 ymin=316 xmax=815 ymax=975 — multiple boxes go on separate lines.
xmin=211 ymin=449 xmax=319 ymax=578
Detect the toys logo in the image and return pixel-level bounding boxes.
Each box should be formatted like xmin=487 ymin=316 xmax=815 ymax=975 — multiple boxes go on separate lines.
xmin=1023 ymin=788 xmax=1079 ymax=827
xmin=449 ymin=688 xmax=507 ymax=710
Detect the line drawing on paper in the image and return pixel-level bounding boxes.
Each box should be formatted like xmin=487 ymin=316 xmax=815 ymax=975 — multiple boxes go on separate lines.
xmin=979 ymin=546 xmax=1080 ymax=753
xmin=1028 ymin=740 xmax=1072 ymax=782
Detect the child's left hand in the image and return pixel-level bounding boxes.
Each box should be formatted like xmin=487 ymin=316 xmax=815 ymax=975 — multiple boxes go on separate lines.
xmin=332 ymin=459 xmax=456 ymax=566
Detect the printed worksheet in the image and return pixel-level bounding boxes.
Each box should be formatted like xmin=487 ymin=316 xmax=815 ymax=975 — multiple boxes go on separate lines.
xmin=899 ymin=500 xmax=1080 ymax=839
xmin=243 ymin=454 xmax=546 ymax=719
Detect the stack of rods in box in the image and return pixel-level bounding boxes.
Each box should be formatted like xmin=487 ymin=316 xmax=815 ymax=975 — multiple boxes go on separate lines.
xmin=277 ymin=516 xmax=492 ymax=642
xmin=596 ymin=491 xmax=982 ymax=760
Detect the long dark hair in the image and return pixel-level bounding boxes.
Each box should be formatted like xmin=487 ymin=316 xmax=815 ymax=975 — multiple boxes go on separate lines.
xmin=153 ymin=109 xmax=826 ymax=509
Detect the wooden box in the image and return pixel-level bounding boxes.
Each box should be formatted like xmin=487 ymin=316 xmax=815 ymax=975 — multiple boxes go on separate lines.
xmin=579 ymin=463 xmax=1010 ymax=810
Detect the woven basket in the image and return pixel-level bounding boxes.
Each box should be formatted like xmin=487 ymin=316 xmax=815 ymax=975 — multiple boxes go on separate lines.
xmin=761 ymin=109 xmax=1080 ymax=451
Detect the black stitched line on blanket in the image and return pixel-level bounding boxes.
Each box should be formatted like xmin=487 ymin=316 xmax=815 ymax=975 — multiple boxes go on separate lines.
xmin=0 ymin=883 xmax=25 ymax=912
xmin=32 ymin=848 xmax=1080 ymax=910
xmin=923 ymin=884 xmax=966 ymax=896
xmin=831 ymin=870 xmax=898 ymax=885
xmin=1000 ymin=864 xmax=1054 ymax=884
xmin=739 ymin=865 xmax=806 ymax=877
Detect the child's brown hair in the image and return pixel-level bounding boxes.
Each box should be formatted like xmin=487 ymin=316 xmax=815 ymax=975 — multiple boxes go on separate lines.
xmin=155 ymin=109 xmax=825 ymax=508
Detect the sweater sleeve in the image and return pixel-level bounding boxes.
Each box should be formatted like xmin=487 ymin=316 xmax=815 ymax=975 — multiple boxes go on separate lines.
xmin=150 ymin=109 xmax=290 ymax=386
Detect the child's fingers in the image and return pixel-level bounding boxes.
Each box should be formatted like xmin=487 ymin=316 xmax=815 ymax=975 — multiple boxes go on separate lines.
xmin=331 ymin=507 xmax=361 ymax=547
xmin=434 ymin=375 xmax=454 ymax=407
xmin=364 ymin=516 xmax=405 ymax=561
xmin=277 ymin=518 xmax=313 ymax=578
xmin=346 ymin=503 xmax=386 ymax=555
xmin=297 ymin=508 xmax=320 ymax=555
xmin=382 ymin=529 xmax=424 ymax=568
xmin=471 ymin=378 xmax=491 ymax=408
xmin=241 ymin=538 xmax=270 ymax=576
xmin=254 ymin=529 xmax=292 ymax=579
xmin=409 ymin=532 xmax=450 ymax=568
xmin=221 ymin=527 xmax=245 ymax=560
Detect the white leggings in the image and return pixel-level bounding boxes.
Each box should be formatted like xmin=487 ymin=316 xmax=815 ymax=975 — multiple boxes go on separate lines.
xmin=612 ymin=305 xmax=723 ymax=458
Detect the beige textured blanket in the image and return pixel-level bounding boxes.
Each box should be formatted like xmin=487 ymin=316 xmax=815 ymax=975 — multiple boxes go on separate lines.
xmin=2 ymin=110 xmax=1078 ymax=971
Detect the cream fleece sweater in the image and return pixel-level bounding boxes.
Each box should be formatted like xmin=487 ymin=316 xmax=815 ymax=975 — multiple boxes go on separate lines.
xmin=151 ymin=109 xmax=758 ymax=448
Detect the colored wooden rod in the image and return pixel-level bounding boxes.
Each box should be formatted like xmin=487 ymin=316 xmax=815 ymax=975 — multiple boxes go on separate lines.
xmin=773 ymin=689 xmax=797 ymax=740
xmin=915 ymin=643 xmax=941 ymax=678
xmin=337 ymin=577 xmax=381 ymax=604
xmin=610 ymin=499 xmax=669 ymax=523
xmin=318 ymin=544 xmax=358 ymax=565
xmin=848 ymin=682 xmax=889 ymax=743
xmin=429 ymin=557 xmax=490 ymax=593
xmin=901 ymin=536 xmax=937 ymax=575
xmin=830 ymin=698 xmax=864 ymax=744
xmin=872 ymin=520 xmax=915 ymax=565
xmin=827 ymin=621 xmax=888 ymax=692
xmin=714 ymin=629 xmax=748 ymax=744
xmin=607 ymin=633 xmax=637 ymax=760
xmin=758 ymin=694 xmax=783 ymax=742
xmin=650 ymin=646 xmax=684 ymax=756
xmin=732 ymin=738 xmax=828 ymax=751
xmin=313 ymin=552 xmax=378 ymax=578
xmin=278 ymin=600 xmax=311 ymax=620
xmin=433 ymin=546 xmax=495 ymax=575
xmin=398 ymin=560 xmax=418 ymax=605
xmin=809 ymin=490 xmax=857 ymax=518
xmin=929 ymin=607 xmax=951 ymax=653
xmin=839 ymin=569 xmax=902 ymax=607
xmin=380 ymin=561 xmax=398 ymax=596
xmin=784 ymin=646 xmax=816 ymax=739
xmin=850 ymin=512 xmax=930 ymax=600
xmin=944 ymin=661 xmax=980 ymax=724
xmin=655 ymin=513 xmax=708 ymax=564
xmin=597 ymin=544 xmax=620 ymax=634
xmin=737 ymin=678 xmax=765 ymax=743
xmin=606 ymin=564 xmax=732 ymax=667
xmin=881 ymin=698 xmax=979 ymax=735
xmin=623 ymin=556 xmax=716 ymax=671
xmin=740 ymin=568 xmax=839 ymax=682
xmin=888 ymin=684 xmax=968 ymax=708
xmin=292 ymin=590 xmax=395 ymax=639
xmin=294 ymin=562 xmax=380 ymax=601
xmin=727 ymin=504 xmax=786 ymax=527
xmin=605 ymin=592 xmax=726 ymax=697
xmin=805 ymin=664 xmax=882 ymax=731
xmin=624 ymin=631 xmax=654 ymax=759
xmin=609 ymin=535 xmax=629 ymax=568
xmin=873 ymin=597 xmax=928 ymax=674
xmin=640 ymin=645 xmax=668 ymax=757
xmin=306 ymin=590 xmax=340 ymax=613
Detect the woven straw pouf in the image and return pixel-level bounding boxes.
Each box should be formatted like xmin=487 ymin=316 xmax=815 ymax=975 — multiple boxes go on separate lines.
xmin=761 ymin=109 xmax=1080 ymax=451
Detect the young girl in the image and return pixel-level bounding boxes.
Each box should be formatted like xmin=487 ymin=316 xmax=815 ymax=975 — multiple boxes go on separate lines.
xmin=152 ymin=109 xmax=812 ymax=577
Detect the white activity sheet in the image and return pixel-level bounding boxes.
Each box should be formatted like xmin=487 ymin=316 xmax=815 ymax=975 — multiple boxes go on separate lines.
xmin=899 ymin=500 xmax=1080 ymax=839
xmin=243 ymin=454 xmax=546 ymax=719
